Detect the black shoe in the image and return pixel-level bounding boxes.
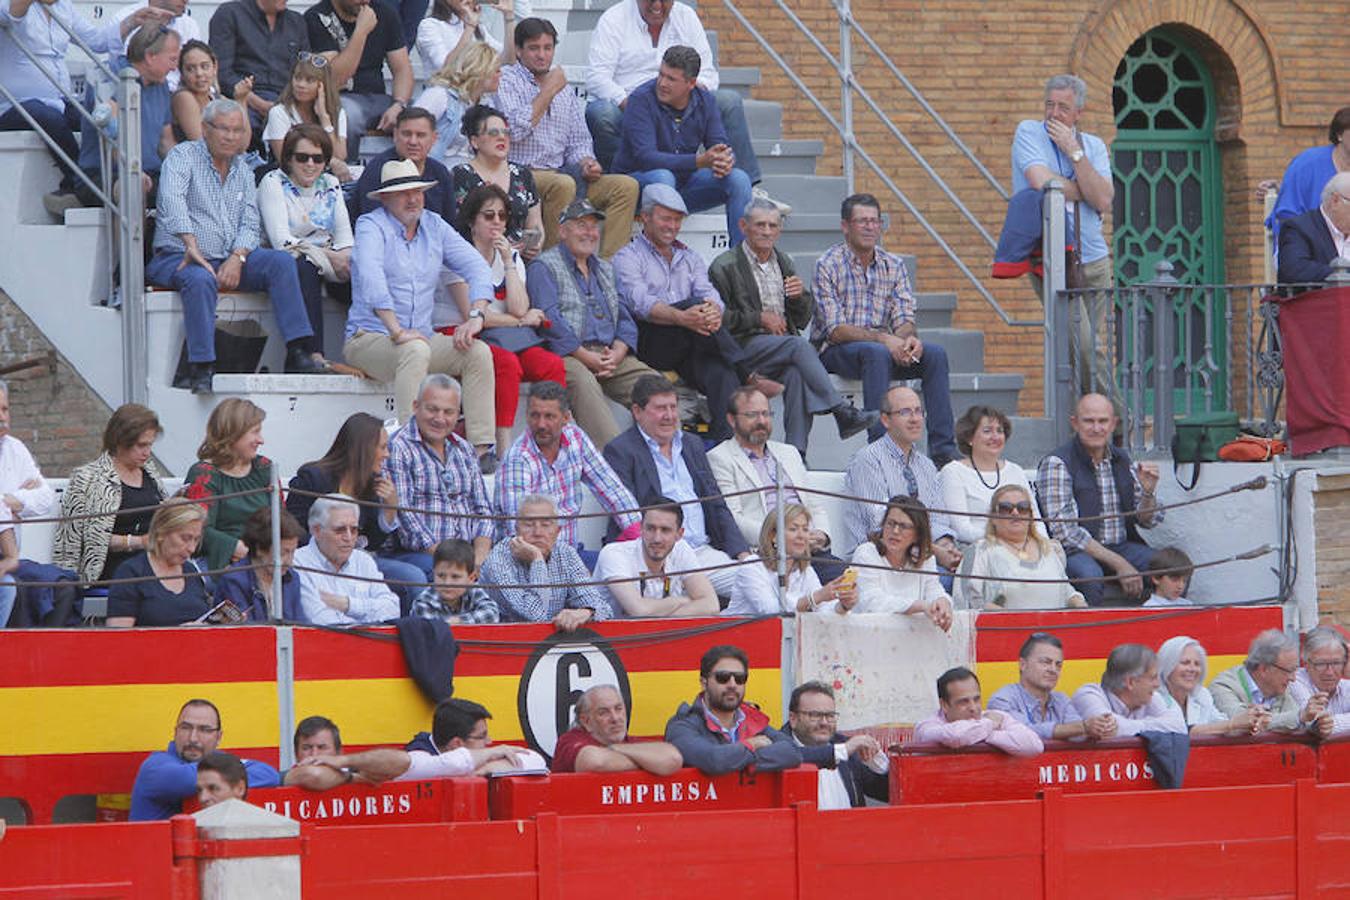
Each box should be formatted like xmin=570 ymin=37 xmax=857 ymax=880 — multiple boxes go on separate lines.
xmin=189 ymin=364 xmax=214 ymax=395
xmin=832 ymin=404 xmax=880 ymax=440
xmin=284 ymin=345 xmax=324 ymax=374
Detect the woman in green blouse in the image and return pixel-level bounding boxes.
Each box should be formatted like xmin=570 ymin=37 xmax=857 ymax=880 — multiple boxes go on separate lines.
xmin=184 ymin=399 xmax=274 ymax=571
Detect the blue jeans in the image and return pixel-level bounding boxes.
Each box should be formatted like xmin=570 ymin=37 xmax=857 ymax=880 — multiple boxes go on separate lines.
xmin=1064 ymin=540 xmax=1155 ymax=607
xmin=585 ymin=90 xmax=761 ymax=183
xmin=374 ymin=554 xmax=428 ymax=617
xmin=820 ymin=340 xmax=957 ymax=460
xmin=0 ymin=574 xmax=14 ymax=627
xmin=146 ymin=248 xmax=314 ymax=364
xmin=0 ymin=99 xmax=83 ymax=191
xmin=628 ymin=167 xmax=753 ymax=247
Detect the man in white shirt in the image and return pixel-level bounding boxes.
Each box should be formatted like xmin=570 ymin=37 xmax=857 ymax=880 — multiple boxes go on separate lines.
xmin=594 ymin=499 xmax=720 ymax=618
xmin=583 ymin=0 xmax=771 ymax=210
xmin=1289 ymin=625 xmax=1350 ymax=739
xmin=707 ymin=385 xmax=843 ymax=581
xmin=780 ymin=681 xmax=887 ymax=809
xmin=114 ymin=0 xmax=202 ymax=90
xmin=0 ymin=380 xmax=56 ymax=628
xmin=286 ymin=698 xmax=546 ymax=787
xmin=1071 ymin=643 xmax=1186 ymax=735
xmin=294 ymin=494 xmax=400 ymax=625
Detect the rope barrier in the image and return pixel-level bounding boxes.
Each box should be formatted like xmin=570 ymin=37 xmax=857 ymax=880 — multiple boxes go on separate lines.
xmin=12 ymin=485 xmax=272 ymax=525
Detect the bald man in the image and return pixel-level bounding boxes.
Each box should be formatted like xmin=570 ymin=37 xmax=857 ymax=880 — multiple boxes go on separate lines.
xmin=551 ymin=685 xmax=683 ymax=774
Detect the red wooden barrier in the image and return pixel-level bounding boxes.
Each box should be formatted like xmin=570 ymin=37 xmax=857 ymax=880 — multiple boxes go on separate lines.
xmin=1316 ymin=735 xmax=1350 ymax=784
xmin=183 ymin=777 xmax=489 ymax=825
xmin=891 ymin=734 xmax=1318 ymax=804
xmin=486 ymin=765 xmax=818 ymax=819
xmin=0 ymin=820 xmax=195 ymax=899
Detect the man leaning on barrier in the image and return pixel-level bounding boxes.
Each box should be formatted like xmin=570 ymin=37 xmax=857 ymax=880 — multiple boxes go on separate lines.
xmin=1290 ymin=625 xmax=1350 ymax=739
xmin=779 ymin=681 xmax=888 ymax=809
xmin=479 ymin=493 xmax=611 ymax=631
xmin=553 ymin=685 xmax=683 ymax=775
xmin=664 ymin=644 xmax=800 ymax=776
xmin=1071 ymin=644 xmax=1185 ymax=736
xmin=130 ymin=698 xmax=280 ymax=820
xmin=913 ymin=667 xmax=1044 ymax=757
xmin=1211 ymin=629 xmax=1312 ymax=734
xmin=292 ymin=698 xmax=546 ymax=788
xmin=988 ymin=632 xmax=1115 ymax=742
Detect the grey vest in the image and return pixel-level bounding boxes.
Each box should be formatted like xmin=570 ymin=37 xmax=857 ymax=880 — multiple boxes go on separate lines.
xmin=536 ymin=246 xmax=620 ymax=342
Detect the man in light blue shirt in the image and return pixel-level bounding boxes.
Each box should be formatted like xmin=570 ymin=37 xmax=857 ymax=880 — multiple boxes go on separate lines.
xmin=1011 ymin=74 xmax=1115 ymax=395
xmin=988 ymin=632 xmax=1115 ymax=742
xmin=343 ymin=158 xmax=498 ymax=458
xmin=147 ymin=98 xmax=320 ymax=394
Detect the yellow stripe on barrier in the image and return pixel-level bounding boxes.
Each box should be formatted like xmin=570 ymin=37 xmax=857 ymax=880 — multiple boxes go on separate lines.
xmin=976 ymin=655 xmax=1245 ymax=700
xmin=0 ymin=682 xmax=279 ymax=756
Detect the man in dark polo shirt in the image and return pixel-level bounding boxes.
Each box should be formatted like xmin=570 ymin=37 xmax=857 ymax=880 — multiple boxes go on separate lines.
xmin=552 ymin=684 xmax=683 ymax=774
xmin=304 ymin=0 xmax=413 ymax=159
xmin=208 ymin=0 xmax=309 ymax=132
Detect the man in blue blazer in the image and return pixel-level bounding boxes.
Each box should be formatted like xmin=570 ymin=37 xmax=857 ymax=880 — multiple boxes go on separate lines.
xmin=1277 ymin=172 xmax=1350 ymax=286
xmin=603 ymin=374 xmax=750 ymax=597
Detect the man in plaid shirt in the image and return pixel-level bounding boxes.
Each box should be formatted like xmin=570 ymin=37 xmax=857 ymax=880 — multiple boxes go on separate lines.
xmin=385 ymin=374 xmax=495 ymax=574
xmin=493 ymin=382 xmax=640 ymax=544
xmin=811 ymin=193 xmax=957 ymax=464
xmin=495 ymin=17 xmax=638 ymax=258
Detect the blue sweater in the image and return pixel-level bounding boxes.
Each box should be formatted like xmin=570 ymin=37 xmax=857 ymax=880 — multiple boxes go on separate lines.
xmin=129 ymin=742 xmax=280 ymax=820
xmin=610 ymin=79 xmax=727 ymax=184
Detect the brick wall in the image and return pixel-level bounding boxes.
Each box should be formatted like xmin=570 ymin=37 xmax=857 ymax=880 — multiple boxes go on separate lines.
xmin=703 ymin=0 xmax=1346 ymax=415
xmin=1315 ymin=473 xmax=1350 ymax=625
xmin=0 ymin=289 xmax=111 ymax=477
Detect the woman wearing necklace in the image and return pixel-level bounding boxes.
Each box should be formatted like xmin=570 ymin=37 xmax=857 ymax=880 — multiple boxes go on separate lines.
xmin=939 ymin=405 xmax=1041 ymax=546
xmin=955 ymin=484 xmax=1086 ymax=610
xmin=183 ymin=399 xmax=274 ymax=572
xmin=450 ymin=105 xmax=544 ymax=259
xmin=1154 ymin=635 xmax=1264 ymax=736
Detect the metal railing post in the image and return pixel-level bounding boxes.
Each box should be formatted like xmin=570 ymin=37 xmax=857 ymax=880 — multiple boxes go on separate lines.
xmin=116 ymin=68 xmax=147 ymax=405
xmin=837 ymin=0 xmax=854 ymax=194
xmin=270 ymin=476 xmax=284 ymax=620
xmin=1148 ymin=261 xmax=1179 ymax=454
xmin=775 ymin=460 xmax=787 ymax=613
xmin=1042 ymin=182 xmax=1071 ymax=443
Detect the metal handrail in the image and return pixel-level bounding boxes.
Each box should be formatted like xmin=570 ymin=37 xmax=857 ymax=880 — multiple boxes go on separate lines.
xmin=0 ymin=8 xmax=146 ymax=405
xmin=718 ymin=0 xmax=1039 ymax=328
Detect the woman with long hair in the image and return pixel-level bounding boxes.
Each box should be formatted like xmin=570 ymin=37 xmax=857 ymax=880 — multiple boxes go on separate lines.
xmin=184 ymin=399 xmax=272 ymax=571
xmin=106 ymin=499 xmax=210 ymax=627
xmin=955 ymin=484 xmax=1086 ymax=610
xmin=262 ymin=52 xmax=351 ymax=181
xmin=414 ymin=41 xmax=501 ymax=169
xmin=451 ymin=104 xmax=543 ymax=257
xmin=415 ymin=0 xmax=514 ymax=73
xmin=725 ymin=504 xmax=856 ymax=616
xmin=833 ymin=495 xmax=952 ymax=630
xmin=170 ymin=39 xmax=220 ymax=142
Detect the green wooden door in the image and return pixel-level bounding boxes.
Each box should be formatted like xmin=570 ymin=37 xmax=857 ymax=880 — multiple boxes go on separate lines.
xmin=1112 ymin=30 xmax=1227 ymax=410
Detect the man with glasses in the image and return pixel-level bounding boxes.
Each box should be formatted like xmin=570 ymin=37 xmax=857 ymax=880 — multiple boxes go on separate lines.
xmin=149 ymin=98 xmax=323 ymax=394
xmin=812 ymin=193 xmax=956 ymax=460
xmin=479 ymin=494 xmax=611 ymax=631
xmin=842 ymin=386 xmax=959 ymax=570
xmin=665 ymin=644 xmax=800 ymax=775
xmin=779 ymin=681 xmax=887 ymax=809
xmin=293 ymin=493 xmax=400 ymax=624
xmin=1277 ymin=171 xmax=1350 ymax=286
xmin=129 ymin=698 xmax=280 ymax=820
xmin=1212 ymin=629 xmax=1321 ymax=734
xmin=708 ymin=386 xmax=844 ymax=582
xmin=1071 ymin=643 xmax=1186 ymax=735
xmin=1290 ymin=625 xmax=1350 ymax=738
xmin=988 ymin=632 xmax=1116 ymax=741
xmin=914 ymin=667 xmax=1044 ymax=757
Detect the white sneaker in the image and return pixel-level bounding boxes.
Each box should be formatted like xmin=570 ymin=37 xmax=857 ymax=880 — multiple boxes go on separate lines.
xmin=752 ymin=185 xmax=792 ymax=217
xmin=43 ymin=190 xmax=82 ymax=219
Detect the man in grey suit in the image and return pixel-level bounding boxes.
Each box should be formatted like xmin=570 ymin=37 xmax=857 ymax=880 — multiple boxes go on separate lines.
xmin=603 ymin=374 xmax=750 ymax=596
xmin=707 ymin=386 xmax=845 ymax=582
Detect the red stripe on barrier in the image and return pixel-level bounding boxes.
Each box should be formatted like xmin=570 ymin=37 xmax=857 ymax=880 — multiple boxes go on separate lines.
xmin=0 ymin=627 xmax=278 ymax=688
xmin=973 ymin=605 xmax=1281 ymax=660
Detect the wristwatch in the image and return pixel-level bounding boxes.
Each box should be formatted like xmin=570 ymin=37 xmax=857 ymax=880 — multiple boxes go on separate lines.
xmin=468 ymin=308 xmax=486 ymax=322
xmin=234 ymin=251 xmax=247 ymax=264
xmin=1070 ymin=148 xmax=1085 ymax=164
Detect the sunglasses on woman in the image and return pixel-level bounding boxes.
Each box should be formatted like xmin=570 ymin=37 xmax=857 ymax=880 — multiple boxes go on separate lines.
xmin=297 ymin=51 xmax=329 ymax=68
xmin=292 ymin=152 xmax=327 ymax=164
xmin=477 ymin=208 xmax=508 ymax=221
xmin=996 ymin=501 xmax=1033 ymax=515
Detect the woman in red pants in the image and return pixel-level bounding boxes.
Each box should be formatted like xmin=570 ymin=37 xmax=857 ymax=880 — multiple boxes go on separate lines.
xmin=442 ymin=182 xmax=565 ymax=469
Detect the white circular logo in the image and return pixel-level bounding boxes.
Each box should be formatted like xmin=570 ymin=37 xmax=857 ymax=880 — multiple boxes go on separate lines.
xmin=517 ymin=629 xmax=631 ymax=760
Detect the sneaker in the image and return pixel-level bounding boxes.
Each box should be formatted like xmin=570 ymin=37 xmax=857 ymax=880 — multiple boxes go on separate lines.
xmin=832 ymin=403 xmax=880 ymax=440
xmin=43 ymin=190 xmax=82 ymax=219
xmin=751 ymin=185 xmax=791 ymax=217
xmin=478 ymin=449 xmax=500 ymax=476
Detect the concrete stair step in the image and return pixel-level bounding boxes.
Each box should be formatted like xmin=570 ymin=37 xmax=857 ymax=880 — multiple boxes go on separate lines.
xmin=753 ymin=139 xmax=824 ymax=176
xmin=756 ymin=173 xmax=844 ymax=210
xmin=743 ymin=98 xmax=783 ymax=141
xmin=914 ymin=292 xmax=955 ymax=330
xmin=720 ymin=67 xmax=761 ymax=98
xmin=923 ymin=326 xmax=984 ymax=372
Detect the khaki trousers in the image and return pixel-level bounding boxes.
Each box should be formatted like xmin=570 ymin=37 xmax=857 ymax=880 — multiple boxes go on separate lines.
xmin=532 ymin=169 xmax=639 ymax=259
xmin=344 ymin=331 xmax=496 ymax=444
xmin=564 ymin=353 xmax=658 ymax=448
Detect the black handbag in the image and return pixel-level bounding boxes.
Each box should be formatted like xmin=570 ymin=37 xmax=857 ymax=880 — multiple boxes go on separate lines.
xmin=173 ymin=319 xmax=269 ymax=385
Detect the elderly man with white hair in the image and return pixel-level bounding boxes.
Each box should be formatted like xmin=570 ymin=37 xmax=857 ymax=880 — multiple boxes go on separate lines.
xmin=1210 ymin=628 xmax=1314 ymax=733
xmin=479 ymin=493 xmax=610 ymax=631
xmin=293 ymin=493 xmax=400 ymax=625
xmin=1277 ymin=171 xmax=1350 ymax=285
xmin=1070 ymin=643 xmax=1185 ymax=735
xmin=1289 ymin=625 xmax=1350 ymax=739
xmin=147 ymin=98 xmax=323 ymax=395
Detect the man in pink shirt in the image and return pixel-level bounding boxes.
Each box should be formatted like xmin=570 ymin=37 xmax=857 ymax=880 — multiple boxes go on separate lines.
xmin=912 ymin=667 xmax=1044 ymax=757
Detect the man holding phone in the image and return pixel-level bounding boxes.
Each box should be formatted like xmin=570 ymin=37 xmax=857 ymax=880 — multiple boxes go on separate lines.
xmin=610 ymin=45 xmax=752 ymax=247
xmin=1011 ymin=74 xmax=1115 ymax=395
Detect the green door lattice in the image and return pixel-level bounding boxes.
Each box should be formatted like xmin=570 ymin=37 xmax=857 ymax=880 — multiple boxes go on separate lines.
xmin=1112 ymin=29 xmax=1227 ymax=410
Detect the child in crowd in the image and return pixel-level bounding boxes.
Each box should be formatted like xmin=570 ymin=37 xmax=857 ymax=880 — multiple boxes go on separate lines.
xmin=1143 ymin=547 xmax=1194 ymax=607
xmin=411 ymin=539 xmax=500 ymax=624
